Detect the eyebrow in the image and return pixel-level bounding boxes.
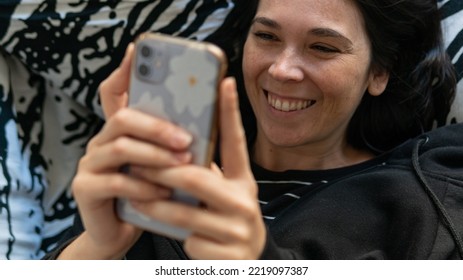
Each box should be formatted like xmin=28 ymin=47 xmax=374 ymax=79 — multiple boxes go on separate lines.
xmin=252 ymin=17 xmax=281 ymax=29
xmin=252 ymin=16 xmax=354 ymax=48
xmin=311 ymin=28 xmax=353 ymax=48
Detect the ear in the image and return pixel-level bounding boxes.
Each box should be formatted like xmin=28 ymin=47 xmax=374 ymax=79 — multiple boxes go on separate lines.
xmin=367 ymin=68 xmax=389 ymax=96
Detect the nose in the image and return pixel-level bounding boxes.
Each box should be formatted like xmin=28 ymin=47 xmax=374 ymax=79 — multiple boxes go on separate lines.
xmin=268 ymin=49 xmax=304 ymax=82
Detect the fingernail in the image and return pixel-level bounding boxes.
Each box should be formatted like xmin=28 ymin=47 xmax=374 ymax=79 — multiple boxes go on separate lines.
xmin=174 ymin=152 xmax=192 ymax=163
xmin=171 ymin=132 xmax=193 ymax=147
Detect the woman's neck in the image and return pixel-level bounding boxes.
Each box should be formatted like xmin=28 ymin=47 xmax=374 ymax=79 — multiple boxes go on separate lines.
xmin=251 ymin=137 xmax=374 ymax=172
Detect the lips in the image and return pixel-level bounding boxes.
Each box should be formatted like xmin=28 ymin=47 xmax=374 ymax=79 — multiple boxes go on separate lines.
xmin=266 ymin=91 xmax=316 ymax=112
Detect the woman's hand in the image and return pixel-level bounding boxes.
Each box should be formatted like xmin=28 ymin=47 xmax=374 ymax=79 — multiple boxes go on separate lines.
xmin=59 ymin=52 xmax=195 ymax=259
xmin=128 ymin=77 xmax=267 ymax=259
xmin=65 ymin=109 xmax=193 ymax=259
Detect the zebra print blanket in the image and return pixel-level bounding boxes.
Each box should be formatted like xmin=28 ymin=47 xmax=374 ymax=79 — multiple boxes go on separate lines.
xmin=0 ymin=0 xmax=241 ymax=259
xmin=0 ymin=0 xmax=461 ymax=259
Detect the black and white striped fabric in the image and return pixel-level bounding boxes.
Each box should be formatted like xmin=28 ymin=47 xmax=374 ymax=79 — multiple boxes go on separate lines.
xmin=0 ymin=0 xmax=242 ymax=259
xmin=440 ymin=0 xmax=463 ymax=123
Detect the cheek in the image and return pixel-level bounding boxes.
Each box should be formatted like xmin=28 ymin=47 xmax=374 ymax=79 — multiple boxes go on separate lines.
xmin=242 ymin=44 xmax=263 ymax=98
xmin=314 ymin=65 xmax=370 ymax=121
xmin=318 ymin=60 xmax=370 ymax=100
xmin=324 ymin=78 xmax=366 ymax=113
xmin=242 ymin=44 xmax=258 ymax=80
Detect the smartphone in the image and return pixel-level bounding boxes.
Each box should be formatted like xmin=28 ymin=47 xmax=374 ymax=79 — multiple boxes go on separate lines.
xmin=116 ymin=32 xmax=227 ymax=240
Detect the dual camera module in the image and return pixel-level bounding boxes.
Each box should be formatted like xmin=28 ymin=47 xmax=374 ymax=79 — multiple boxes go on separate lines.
xmin=135 ymin=42 xmax=167 ymax=83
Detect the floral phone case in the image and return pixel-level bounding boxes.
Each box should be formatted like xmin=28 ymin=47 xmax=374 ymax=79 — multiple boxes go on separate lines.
xmin=117 ymin=33 xmax=227 ymax=240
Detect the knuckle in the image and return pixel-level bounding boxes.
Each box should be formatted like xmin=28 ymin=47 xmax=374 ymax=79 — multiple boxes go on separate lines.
xmin=86 ymin=136 xmax=99 ymax=152
xmin=71 ymin=173 xmax=94 ymax=201
xmin=104 ymin=110 xmax=131 ymax=133
xmin=232 ymin=200 xmax=256 ymax=218
xmin=106 ymin=175 xmax=126 ymax=193
xmin=77 ymin=154 xmax=90 ymax=170
xmin=71 ymin=174 xmax=86 ymax=195
xmin=110 ymin=137 xmax=130 ymax=156
xmin=111 ymin=109 xmax=130 ymax=124
xmin=228 ymin=223 xmax=251 ymax=242
xmin=98 ymin=81 xmax=108 ymax=96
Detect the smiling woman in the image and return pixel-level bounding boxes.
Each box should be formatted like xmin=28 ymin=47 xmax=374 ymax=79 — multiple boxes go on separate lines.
xmin=243 ymin=0 xmax=388 ymax=171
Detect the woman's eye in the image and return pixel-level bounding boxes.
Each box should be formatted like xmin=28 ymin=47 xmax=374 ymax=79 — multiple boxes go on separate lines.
xmin=312 ymin=44 xmax=339 ymax=53
xmin=254 ymin=32 xmax=276 ymax=41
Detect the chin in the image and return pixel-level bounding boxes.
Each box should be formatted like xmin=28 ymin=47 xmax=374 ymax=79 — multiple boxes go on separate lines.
xmin=265 ymin=131 xmax=310 ymax=148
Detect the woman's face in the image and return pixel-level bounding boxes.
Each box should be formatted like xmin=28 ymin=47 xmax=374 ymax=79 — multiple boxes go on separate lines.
xmin=243 ymin=0 xmax=388 ymax=168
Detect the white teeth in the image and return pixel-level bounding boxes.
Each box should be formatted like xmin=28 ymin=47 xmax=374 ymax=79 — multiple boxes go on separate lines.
xmin=282 ymin=101 xmax=290 ymax=112
xmin=290 ymin=102 xmax=297 ymax=111
xmin=275 ymin=99 xmax=282 ymax=110
xmin=267 ymin=93 xmax=314 ymax=112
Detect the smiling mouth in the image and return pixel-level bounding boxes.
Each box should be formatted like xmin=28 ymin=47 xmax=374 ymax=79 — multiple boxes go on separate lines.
xmin=265 ymin=91 xmax=316 ymax=112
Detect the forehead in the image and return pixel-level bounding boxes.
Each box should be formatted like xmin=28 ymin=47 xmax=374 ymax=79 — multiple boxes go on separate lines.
xmin=257 ymin=0 xmax=362 ymax=15
xmin=256 ymin=0 xmax=367 ymax=38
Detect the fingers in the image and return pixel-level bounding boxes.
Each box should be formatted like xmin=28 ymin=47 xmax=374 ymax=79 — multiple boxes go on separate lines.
xmin=83 ymin=135 xmax=192 ymax=172
xmin=130 ymin=165 xmax=254 ymax=213
xmin=129 ymin=165 xmax=216 ymax=203
xmin=83 ymin=109 xmax=193 ymax=172
xmin=184 ymin=236 xmax=253 ymax=260
xmin=72 ymin=169 xmax=171 ymax=204
xmin=99 ymin=43 xmax=134 ymax=118
xmin=130 ymin=199 xmax=262 ymax=259
xmin=219 ymin=77 xmax=252 ymax=179
xmin=131 ymin=199 xmax=250 ymax=242
xmin=90 ymin=108 xmax=193 ymax=152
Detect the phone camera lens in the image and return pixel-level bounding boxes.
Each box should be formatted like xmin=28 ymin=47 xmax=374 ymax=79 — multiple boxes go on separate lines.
xmin=138 ymin=64 xmax=150 ymax=76
xmin=140 ymin=45 xmax=152 ymax=58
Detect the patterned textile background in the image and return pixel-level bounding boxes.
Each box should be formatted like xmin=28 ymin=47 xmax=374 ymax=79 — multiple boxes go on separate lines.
xmin=0 ymin=0 xmax=461 ymax=259
xmin=0 ymin=0 xmax=244 ymax=259
xmin=440 ymin=0 xmax=463 ymax=124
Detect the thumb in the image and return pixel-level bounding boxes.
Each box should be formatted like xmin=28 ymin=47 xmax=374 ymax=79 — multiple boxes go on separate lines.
xmin=219 ymin=77 xmax=252 ymax=179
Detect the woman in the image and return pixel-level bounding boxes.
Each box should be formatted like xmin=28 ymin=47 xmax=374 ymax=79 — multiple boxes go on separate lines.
xmin=46 ymin=0 xmax=463 ymax=259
